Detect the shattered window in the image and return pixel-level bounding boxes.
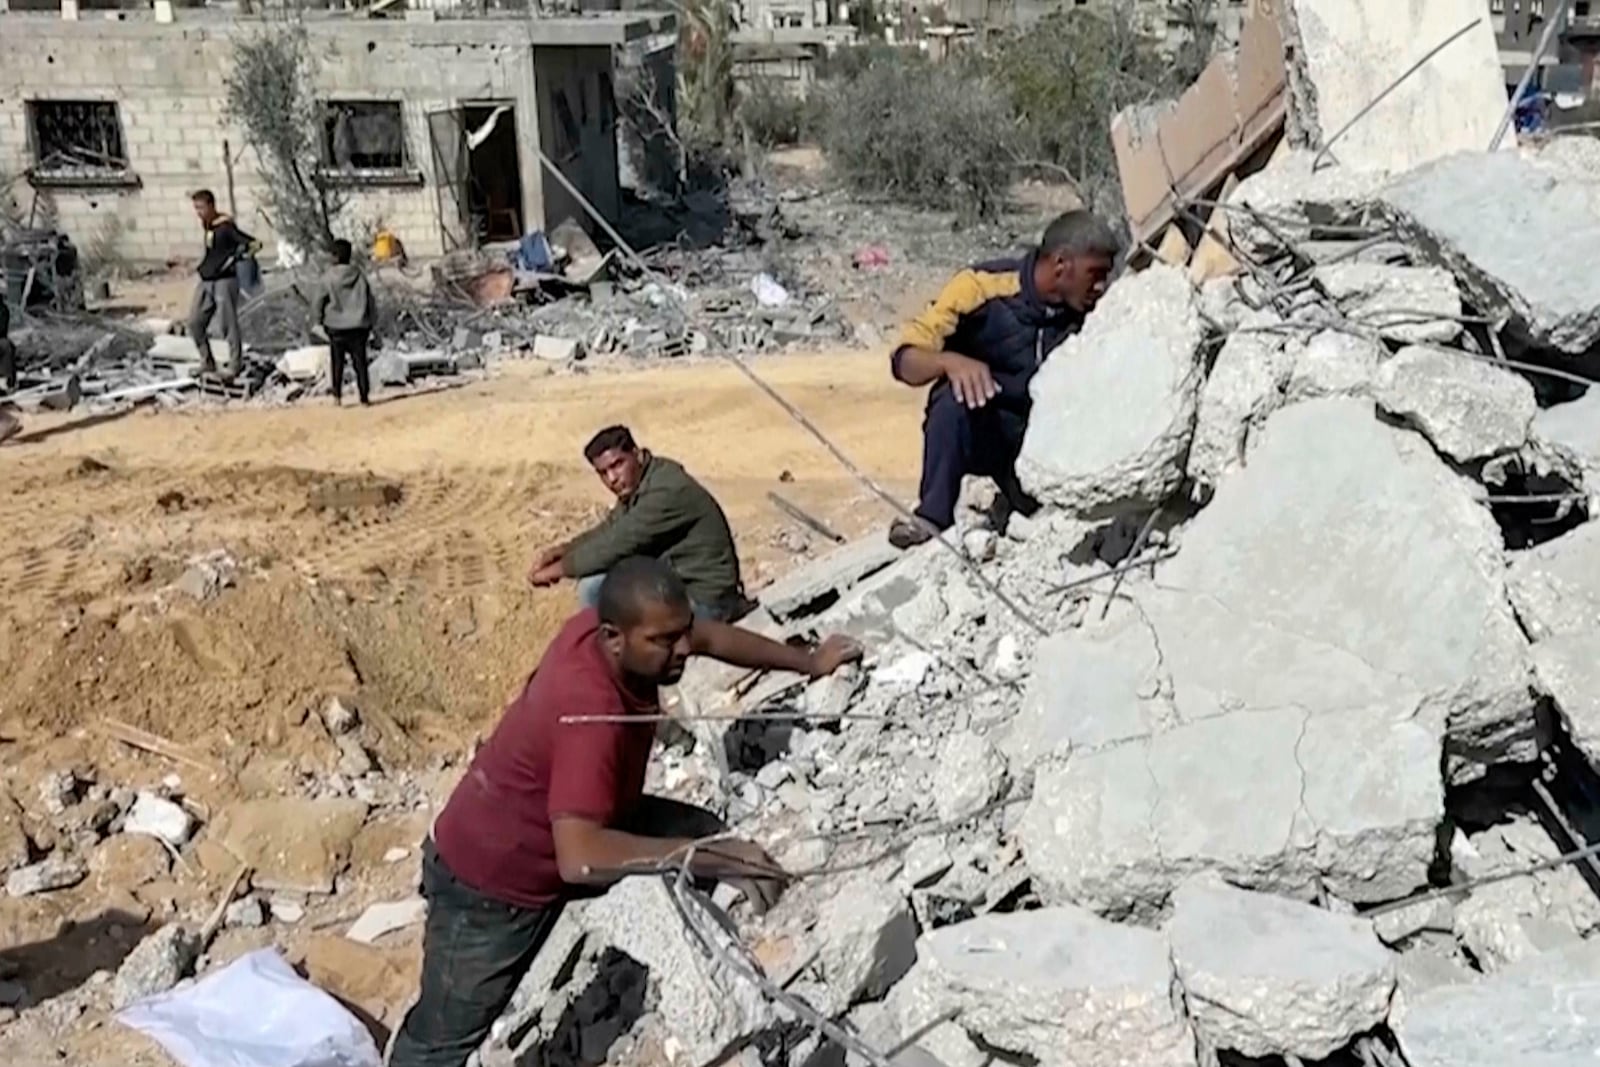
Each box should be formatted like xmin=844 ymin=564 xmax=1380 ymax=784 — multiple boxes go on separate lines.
xmin=28 ymin=100 xmax=130 ymax=179
xmin=321 ymin=101 xmax=408 ymax=171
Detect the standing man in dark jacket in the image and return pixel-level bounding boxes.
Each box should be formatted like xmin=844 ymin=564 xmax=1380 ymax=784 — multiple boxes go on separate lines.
xmin=528 ymin=425 xmax=749 ymax=621
xmin=187 ymin=188 xmax=259 ymax=380
xmin=312 ymin=239 xmax=377 ymax=406
xmin=889 ymin=210 xmax=1119 ymax=547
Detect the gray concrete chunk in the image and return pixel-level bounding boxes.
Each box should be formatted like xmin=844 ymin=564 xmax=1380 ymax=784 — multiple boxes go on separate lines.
xmin=1507 ymin=521 xmax=1600 ymax=641
xmin=1169 ymin=878 xmax=1396 ymax=1060
xmin=1188 ymin=330 xmax=1296 ymax=492
xmin=1383 ymin=152 xmax=1600 ymax=353
xmin=1018 ymin=264 xmax=1203 ymax=517
xmin=889 ymin=908 xmax=1196 ymax=1067
xmin=1396 ymin=940 xmax=1600 ymax=1067
xmin=931 ymin=731 xmax=1006 ymax=823
xmin=1282 ymin=0 xmax=1509 ymax=174
xmin=1376 ymin=346 xmax=1535 ymax=463
xmin=579 ymin=877 xmax=774 ymax=1063
xmin=812 ymin=875 xmax=919 ymax=1013
xmin=1533 ymin=391 xmax=1600 ymax=483
xmin=759 ymin=534 xmax=900 ymax=620
xmin=1228 ymin=152 xmax=1387 ymax=261
xmin=1315 ymin=264 xmax=1462 ymax=344
xmin=112 ymin=924 xmax=197 ymax=1010
xmin=1531 ymin=630 xmax=1600 ymax=768
xmin=1285 ymin=330 xmax=1383 ymax=402
xmin=6 ymin=855 xmax=87 ymax=898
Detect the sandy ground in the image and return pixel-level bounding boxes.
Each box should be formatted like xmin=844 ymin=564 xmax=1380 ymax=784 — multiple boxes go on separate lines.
xmin=0 ymin=348 xmax=922 ymax=1063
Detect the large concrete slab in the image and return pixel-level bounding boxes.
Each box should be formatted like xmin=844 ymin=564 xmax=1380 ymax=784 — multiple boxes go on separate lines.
xmin=1169 ymin=877 xmax=1396 ymax=1060
xmin=1020 ymin=704 xmax=1442 ymax=918
xmin=1018 ymin=265 xmax=1204 ymax=518
xmin=1142 ymin=398 xmax=1533 ymax=777
xmin=758 ymin=534 xmax=901 ymax=620
xmin=889 ymin=908 xmax=1196 ymax=1067
xmin=1384 ymin=152 xmax=1600 ymax=353
xmin=1228 ymin=151 xmax=1388 ymax=260
xmin=1506 ymin=521 xmax=1600 ymax=641
xmin=1281 ymin=0 xmax=1510 ymax=174
xmin=1531 ymin=631 xmax=1600 ymax=768
xmin=1533 ymin=390 xmax=1600 ymax=483
xmin=1376 ymin=346 xmax=1536 ymax=463
xmin=1396 ymin=940 xmax=1600 ymax=1067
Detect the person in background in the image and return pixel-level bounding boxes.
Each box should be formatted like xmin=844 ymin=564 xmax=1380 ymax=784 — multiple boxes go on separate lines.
xmin=887 ymin=210 xmax=1120 ymax=547
xmin=188 ymin=188 xmax=260 ymax=381
xmin=528 ymin=426 xmax=751 ymax=621
xmin=388 ymin=557 xmax=862 ymax=1067
xmin=313 ymin=238 xmax=377 ymax=407
xmin=0 ymin=292 xmax=15 ymax=393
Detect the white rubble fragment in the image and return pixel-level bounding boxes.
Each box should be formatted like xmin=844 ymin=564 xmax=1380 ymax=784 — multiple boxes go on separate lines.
xmin=1376 ymin=346 xmax=1535 ymax=463
xmin=1453 ymin=880 xmax=1580 ymax=973
xmin=1373 ymin=897 xmax=1455 ymax=946
xmin=277 ymin=344 xmax=330 ymax=382
xmin=931 ymin=731 xmax=1006 ymax=824
xmin=112 ymin=924 xmax=197 ymax=1009
xmin=124 ymin=792 xmax=195 ymax=848
xmin=812 ymin=875 xmax=919 ymax=1013
xmin=579 ymin=877 xmax=774 ymax=1063
xmin=1018 ymin=264 xmax=1204 ymax=518
xmin=902 ymin=837 xmax=953 ymax=889
xmin=268 ymin=895 xmax=305 ymax=924
xmin=1532 ymin=390 xmax=1600 ymax=484
xmin=1383 ymin=151 xmax=1600 ymax=353
xmin=224 ymin=895 xmax=267 ymax=929
xmin=1285 ymin=329 xmax=1384 ymax=401
xmin=1396 ymin=939 xmax=1600 ymax=1067
xmin=889 ymin=907 xmax=1196 ymax=1067
xmin=346 ymin=897 xmax=428 ymax=944
xmin=1168 ymin=877 xmax=1396 ymax=1060
xmin=1280 ymin=0 xmax=1509 ymax=174
xmin=961 ymin=528 xmax=996 ymax=563
xmin=1531 ymin=631 xmax=1600 ymax=768
xmin=877 ymin=651 xmax=935 ymax=692
xmin=1187 ymin=330 xmax=1296 ymax=491
xmin=7 ymin=855 xmax=87 ymax=898
xmin=383 ymin=846 xmax=411 ymax=864
xmin=1315 ymin=263 xmax=1462 ymax=344
xmin=323 ymin=696 xmax=360 ymax=735
xmin=1506 ymin=519 xmax=1600 ymax=641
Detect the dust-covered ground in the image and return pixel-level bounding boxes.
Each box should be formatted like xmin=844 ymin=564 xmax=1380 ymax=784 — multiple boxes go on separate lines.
xmin=0 ymin=349 xmax=921 ymax=1064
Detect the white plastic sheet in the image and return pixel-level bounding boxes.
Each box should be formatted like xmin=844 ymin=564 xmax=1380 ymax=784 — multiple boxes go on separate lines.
xmin=116 ymin=948 xmax=383 ymax=1067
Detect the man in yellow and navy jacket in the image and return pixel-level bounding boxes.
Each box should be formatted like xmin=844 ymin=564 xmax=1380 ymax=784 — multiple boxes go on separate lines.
xmin=888 ymin=211 xmax=1119 ymax=547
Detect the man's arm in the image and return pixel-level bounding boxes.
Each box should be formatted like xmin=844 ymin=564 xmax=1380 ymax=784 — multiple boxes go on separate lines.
xmin=561 ymin=486 xmax=686 ymax=579
xmin=551 ymin=817 xmax=779 ymax=885
xmin=691 ymin=620 xmax=861 ymax=678
xmin=892 ymin=269 xmax=1000 ymax=408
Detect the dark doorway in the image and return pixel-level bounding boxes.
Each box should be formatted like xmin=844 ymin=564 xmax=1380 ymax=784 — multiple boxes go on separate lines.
xmin=464 ymin=103 xmax=525 ymax=244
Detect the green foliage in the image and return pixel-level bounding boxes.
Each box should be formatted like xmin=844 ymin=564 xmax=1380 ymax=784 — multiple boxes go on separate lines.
xmin=993 ymin=7 xmax=1176 ymax=218
xmin=816 ymin=52 xmax=1019 ymax=219
xmin=736 ymin=79 xmax=813 ymax=148
xmin=224 ymin=23 xmax=344 ymax=255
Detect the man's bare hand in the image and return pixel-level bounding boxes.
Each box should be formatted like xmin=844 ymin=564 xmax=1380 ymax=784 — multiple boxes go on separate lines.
xmin=939 ymin=352 xmax=998 ymax=409
xmin=532 ymin=543 xmax=565 ymax=569
xmin=806 ymin=634 xmax=864 ymax=678
xmin=528 ymin=560 xmax=565 ymax=588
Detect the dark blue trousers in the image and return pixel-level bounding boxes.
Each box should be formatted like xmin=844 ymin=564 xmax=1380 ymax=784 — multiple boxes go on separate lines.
xmin=915 ymin=385 xmax=1032 ymax=530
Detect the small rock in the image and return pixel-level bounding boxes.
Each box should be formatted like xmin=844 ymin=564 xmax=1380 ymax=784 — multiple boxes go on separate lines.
xmin=346 ymin=896 xmax=427 ymax=944
xmin=7 ymin=856 xmax=88 ymax=898
xmin=112 ymin=924 xmax=197 ymax=1009
xmin=268 ymin=895 xmax=306 ymax=923
xmin=323 ymin=696 xmax=360 ymax=736
xmin=124 ymin=792 xmax=195 ymax=847
xmin=814 ymin=875 xmax=919 ymax=1013
xmin=335 ymin=735 xmax=376 ymax=779
xmin=225 ymin=896 xmax=267 ymax=929
xmin=383 ymin=846 xmax=411 ymax=864
xmin=755 ymin=762 xmax=793 ymax=790
xmin=932 ymin=732 xmax=1007 ymax=824
xmin=962 ymin=529 xmax=997 ymax=562
xmin=902 ymin=836 xmax=953 ymax=888
xmin=39 ymin=770 xmax=80 ymax=816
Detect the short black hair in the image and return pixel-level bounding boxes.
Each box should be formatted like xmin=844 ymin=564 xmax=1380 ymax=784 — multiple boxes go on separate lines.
xmin=332 ymin=239 xmax=353 ymax=265
xmin=1039 ymin=210 xmax=1120 ymax=260
xmin=191 ymin=189 xmax=216 ymax=207
xmin=598 ymin=556 xmax=690 ymax=628
xmin=583 ymin=425 xmax=637 ymax=463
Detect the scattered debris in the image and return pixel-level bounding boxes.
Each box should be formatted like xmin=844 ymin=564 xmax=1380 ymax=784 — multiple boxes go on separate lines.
xmin=112 ymin=924 xmax=198 ymax=1010
xmin=6 ymin=856 xmax=88 ymax=898
xmin=123 ymin=792 xmax=196 ymax=848
xmin=345 ymin=897 xmax=427 ymax=945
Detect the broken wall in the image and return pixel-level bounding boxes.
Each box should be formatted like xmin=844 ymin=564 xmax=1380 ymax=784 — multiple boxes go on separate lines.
xmin=0 ymin=15 xmax=626 ymax=264
xmin=533 ymin=44 xmax=623 ymax=235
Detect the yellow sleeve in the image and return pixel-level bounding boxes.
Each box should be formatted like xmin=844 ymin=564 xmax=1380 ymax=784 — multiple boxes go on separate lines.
xmin=896 ymin=269 xmax=1020 ymax=352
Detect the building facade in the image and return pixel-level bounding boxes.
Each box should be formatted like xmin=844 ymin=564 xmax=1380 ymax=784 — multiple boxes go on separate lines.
xmin=0 ymin=9 xmax=672 ymax=264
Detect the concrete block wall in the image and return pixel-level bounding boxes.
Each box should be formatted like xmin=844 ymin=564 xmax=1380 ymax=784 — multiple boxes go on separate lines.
xmin=0 ymin=15 xmax=612 ymax=266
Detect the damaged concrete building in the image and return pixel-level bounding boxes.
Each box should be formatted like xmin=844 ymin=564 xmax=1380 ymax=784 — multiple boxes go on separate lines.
xmin=0 ymin=8 xmax=673 ymax=263
xmin=457 ymin=4 xmax=1600 ymax=1067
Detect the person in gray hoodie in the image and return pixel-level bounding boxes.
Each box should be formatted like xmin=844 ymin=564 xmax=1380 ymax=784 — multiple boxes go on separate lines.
xmin=314 ymin=238 xmax=377 ymax=406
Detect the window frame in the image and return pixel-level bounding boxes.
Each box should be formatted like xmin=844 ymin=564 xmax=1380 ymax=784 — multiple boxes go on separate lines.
xmin=25 ymin=98 xmax=139 ymax=190
xmin=316 ymin=99 xmax=424 ymax=188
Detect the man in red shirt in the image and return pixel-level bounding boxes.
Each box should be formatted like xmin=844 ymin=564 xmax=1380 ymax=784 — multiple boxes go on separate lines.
xmin=389 ymin=556 xmax=862 ymax=1067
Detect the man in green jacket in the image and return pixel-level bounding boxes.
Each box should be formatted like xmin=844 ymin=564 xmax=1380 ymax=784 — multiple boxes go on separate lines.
xmin=528 ymin=425 xmax=750 ymax=621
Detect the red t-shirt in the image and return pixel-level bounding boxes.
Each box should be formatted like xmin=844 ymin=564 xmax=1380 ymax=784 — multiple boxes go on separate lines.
xmin=432 ymin=609 xmax=658 ymax=909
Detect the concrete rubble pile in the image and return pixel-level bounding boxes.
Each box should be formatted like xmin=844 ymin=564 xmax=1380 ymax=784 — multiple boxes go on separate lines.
xmin=474 ymin=8 xmax=1600 ymax=1067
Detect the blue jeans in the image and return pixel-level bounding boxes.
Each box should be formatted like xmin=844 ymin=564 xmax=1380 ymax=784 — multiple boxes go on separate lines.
xmin=576 ymin=573 xmax=737 ymax=622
